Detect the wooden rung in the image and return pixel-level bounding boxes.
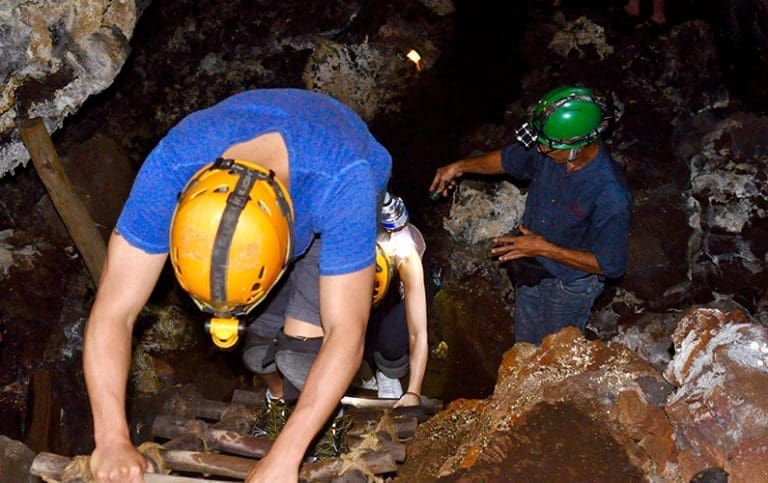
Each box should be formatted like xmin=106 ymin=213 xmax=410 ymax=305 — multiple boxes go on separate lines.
xmin=30 ymin=452 xmax=232 ymax=482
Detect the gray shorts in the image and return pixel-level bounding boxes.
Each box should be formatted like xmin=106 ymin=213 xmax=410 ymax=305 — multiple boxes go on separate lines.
xmin=242 ymin=237 xmax=322 ymax=376
xmin=248 ymin=236 xmax=321 ymax=336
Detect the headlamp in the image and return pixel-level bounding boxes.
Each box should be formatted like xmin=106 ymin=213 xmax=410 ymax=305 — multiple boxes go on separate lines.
xmin=205 ymin=317 xmax=243 ymax=349
xmin=515 ymin=122 xmax=538 ymax=149
xmin=381 ymin=193 xmax=409 ymax=232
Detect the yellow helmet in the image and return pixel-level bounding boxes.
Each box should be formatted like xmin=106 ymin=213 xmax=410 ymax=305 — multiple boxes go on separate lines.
xmin=170 ymin=158 xmax=294 ymax=325
xmin=373 ymin=242 xmax=393 ymax=306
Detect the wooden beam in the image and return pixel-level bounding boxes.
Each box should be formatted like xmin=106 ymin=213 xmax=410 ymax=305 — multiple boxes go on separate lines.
xmin=152 ymin=415 xmax=272 ymax=459
xmin=341 ymin=394 xmax=444 ymax=413
xmin=24 ymin=370 xmax=62 ymax=454
xmin=32 ymin=445 xmax=399 ymax=481
xmin=30 ymin=452 xmax=232 ymax=482
xmin=18 ymin=118 xmax=106 ymax=285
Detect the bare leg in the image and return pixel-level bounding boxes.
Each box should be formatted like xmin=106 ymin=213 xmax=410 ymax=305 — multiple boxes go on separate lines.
xmin=650 ymin=0 xmax=666 ymax=24
xmin=259 ymin=371 xmax=284 ymax=399
xmin=624 ymin=0 xmax=640 ymax=16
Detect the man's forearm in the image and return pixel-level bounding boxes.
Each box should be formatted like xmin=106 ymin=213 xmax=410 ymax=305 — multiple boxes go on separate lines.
xmin=83 ymin=314 xmax=134 ymax=445
xmin=269 ymin=324 xmax=364 ymax=463
xmin=458 ymin=150 xmax=505 ymax=175
xmin=540 ymin=242 xmax=603 ymax=275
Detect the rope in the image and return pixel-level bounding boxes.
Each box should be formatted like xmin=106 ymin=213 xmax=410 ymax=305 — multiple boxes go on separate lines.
xmin=336 ymin=411 xmax=398 ymax=481
xmin=338 ymin=450 xmax=382 ymax=482
xmin=57 ymin=442 xmax=168 ymax=482
xmin=62 ymin=455 xmax=92 ymax=482
xmin=137 ymin=441 xmax=169 ymax=474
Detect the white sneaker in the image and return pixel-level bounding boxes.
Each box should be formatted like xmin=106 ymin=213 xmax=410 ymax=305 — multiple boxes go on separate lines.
xmin=376 ymin=370 xmax=403 ymax=399
xmin=361 ymin=375 xmax=378 ymax=391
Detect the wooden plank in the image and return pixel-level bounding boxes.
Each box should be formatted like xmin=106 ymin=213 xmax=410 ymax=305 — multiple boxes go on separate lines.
xmin=32 ymin=447 xmax=398 ymax=481
xmin=342 ymin=394 xmax=443 ymax=413
xmin=24 ymin=370 xmax=62 ymax=454
xmin=18 ymin=118 xmax=106 ymax=285
xmin=29 ymin=452 xmax=231 ymax=482
xmin=152 ymin=415 xmax=272 ymax=459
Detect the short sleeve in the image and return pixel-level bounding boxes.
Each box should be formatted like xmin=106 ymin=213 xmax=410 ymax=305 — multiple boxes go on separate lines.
xmin=500 ymin=143 xmax=540 ymax=182
xmin=314 ymin=160 xmax=379 ymax=275
xmin=588 ymin=188 xmax=631 ymax=279
xmin=116 ymin=141 xmax=190 ymax=254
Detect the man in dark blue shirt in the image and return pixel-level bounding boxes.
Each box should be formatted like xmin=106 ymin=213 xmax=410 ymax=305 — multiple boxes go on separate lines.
xmin=430 ymin=85 xmax=631 ymax=344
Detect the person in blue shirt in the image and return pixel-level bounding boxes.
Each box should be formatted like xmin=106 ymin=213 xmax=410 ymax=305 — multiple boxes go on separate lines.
xmin=430 ymin=85 xmax=631 ymax=346
xmin=82 ymin=89 xmax=391 ymax=482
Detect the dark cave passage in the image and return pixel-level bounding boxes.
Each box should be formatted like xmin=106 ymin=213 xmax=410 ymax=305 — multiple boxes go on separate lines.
xmin=371 ymin=0 xmax=527 ymax=224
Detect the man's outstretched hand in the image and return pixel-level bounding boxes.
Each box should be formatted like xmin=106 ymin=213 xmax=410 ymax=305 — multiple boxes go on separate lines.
xmin=429 ymin=162 xmax=463 ymax=198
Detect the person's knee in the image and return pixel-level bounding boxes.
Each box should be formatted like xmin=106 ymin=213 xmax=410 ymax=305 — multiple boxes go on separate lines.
xmin=372 ymin=352 xmax=409 ymax=379
xmin=242 ymin=334 xmax=277 ymax=374
xmin=274 ymin=332 xmax=323 ymax=391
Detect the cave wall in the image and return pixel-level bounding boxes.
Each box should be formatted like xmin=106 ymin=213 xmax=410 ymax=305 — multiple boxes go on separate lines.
xmin=0 ymin=0 xmax=151 ymax=176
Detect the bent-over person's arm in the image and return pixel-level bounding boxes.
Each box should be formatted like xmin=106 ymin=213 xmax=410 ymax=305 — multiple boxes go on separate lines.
xmin=84 ymin=232 xmax=167 ymax=482
xmin=395 ymin=247 xmax=429 ymax=408
xmin=245 ymin=264 xmax=375 ymax=482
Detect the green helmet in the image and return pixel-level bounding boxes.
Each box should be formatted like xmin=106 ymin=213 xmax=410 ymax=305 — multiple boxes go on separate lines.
xmin=515 ymin=86 xmax=609 ymax=150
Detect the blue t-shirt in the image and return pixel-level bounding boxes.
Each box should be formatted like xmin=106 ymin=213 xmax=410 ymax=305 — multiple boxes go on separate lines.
xmin=117 ymin=89 xmax=391 ymax=275
xmin=500 ymin=142 xmax=632 ymax=281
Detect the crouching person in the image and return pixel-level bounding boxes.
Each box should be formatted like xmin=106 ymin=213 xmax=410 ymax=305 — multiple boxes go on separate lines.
xmin=363 ymin=193 xmax=429 ymax=409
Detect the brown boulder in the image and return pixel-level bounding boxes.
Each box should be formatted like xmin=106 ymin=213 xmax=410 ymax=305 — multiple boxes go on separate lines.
xmin=664 ymin=307 xmax=768 ymax=481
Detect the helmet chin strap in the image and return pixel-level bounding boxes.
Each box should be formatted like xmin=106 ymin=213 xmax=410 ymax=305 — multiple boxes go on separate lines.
xmin=568 ymin=148 xmax=580 ymax=161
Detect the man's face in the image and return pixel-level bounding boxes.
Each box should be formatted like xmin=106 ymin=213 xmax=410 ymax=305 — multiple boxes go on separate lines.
xmin=536 ymin=143 xmax=571 ymax=164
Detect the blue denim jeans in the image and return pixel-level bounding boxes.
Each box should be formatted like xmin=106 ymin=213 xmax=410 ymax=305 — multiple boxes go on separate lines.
xmin=513 ymin=274 xmax=604 ymax=345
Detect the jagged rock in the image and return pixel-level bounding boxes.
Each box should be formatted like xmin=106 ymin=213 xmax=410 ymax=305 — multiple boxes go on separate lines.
xmin=609 ymin=311 xmax=678 ymax=374
xmin=302 ymin=13 xmax=444 ymax=121
xmin=548 ymin=16 xmax=614 ymax=60
xmin=397 ymin=327 xmax=679 ymax=481
xmin=0 ymin=229 xmax=74 ymax=321
xmin=727 ymin=437 xmax=768 ymax=483
xmin=664 ymin=306 xmax=768 ymax=481
xmin=417 ymin=0 xmax=455 ymax=16
xmin=442 ymin=181 xmax=526 ymax=246
xmin=11 ymin=134 xmax=136 ymax=247
xmin=0 ymin=226 xmax=91 ymax=444
xmin=303 ymin=40 xmax=408 ymax=121
xmin=690 ymin=467 xmax=729 ymax=483
xmin=302 ymin=39 xmax=421 ymax=122
xmin=660 ymin=21 xmax=726 ymax=115
xmin=587 ymin=289 xmax=627 ymax=340
xmin=0 ymin=436 xmax=38 ymax=483
xmin=0 ymin=0 xmax=143 ymax=176
xmin=679 ymin=110 xmax=768 ymax=309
